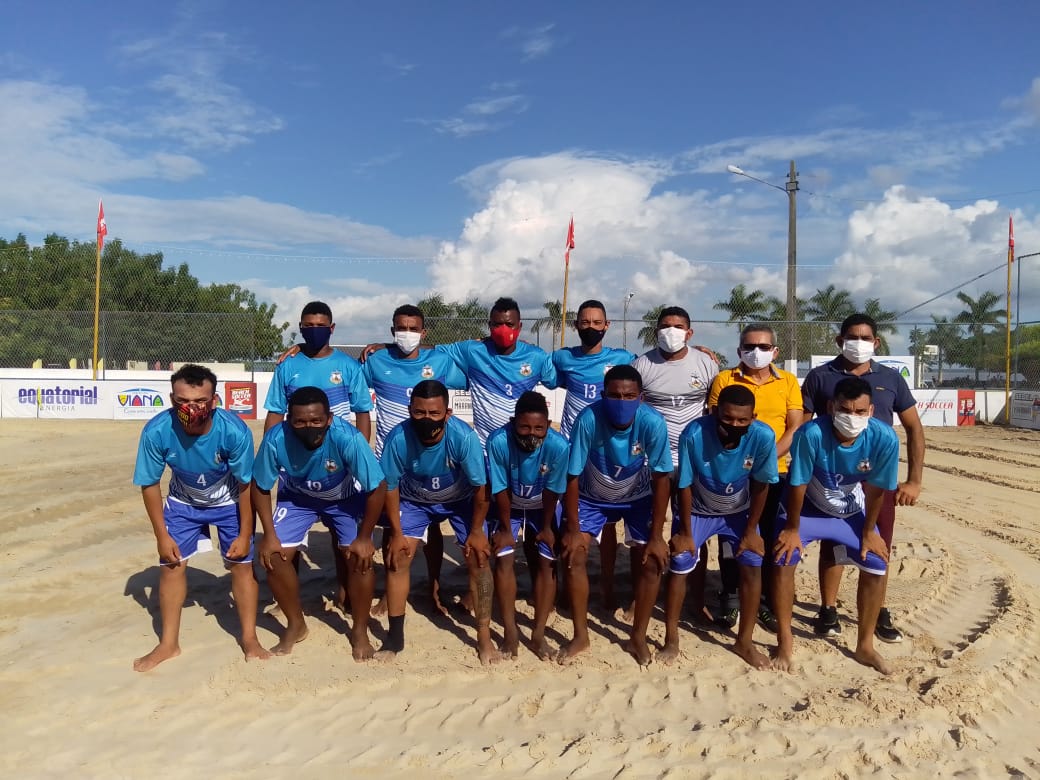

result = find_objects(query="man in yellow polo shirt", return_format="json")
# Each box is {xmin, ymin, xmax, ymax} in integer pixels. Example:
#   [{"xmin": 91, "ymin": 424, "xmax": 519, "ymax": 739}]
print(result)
[{"xmin": 707, "ymin": 323, "xmax": 801, "ymax": 632}]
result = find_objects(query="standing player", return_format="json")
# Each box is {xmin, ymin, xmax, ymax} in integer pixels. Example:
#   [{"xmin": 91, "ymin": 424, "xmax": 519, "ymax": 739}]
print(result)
[
  {"xmin": 708, "ymin": 324, "xmax": 802, "ymax": 631},
  {"xmin": 252, "ymin": 387, "xmax": 387, "ymax": 660},
  {"xmin": 773, "ymin": 377, "xmax": 900, "ymax": 675},
  {"xmin": 660, "ymin": 385, "xmax": 778, "ymax": 669},
  {"xmin": 378, "ymin": 381, "xmax": 499, "ymax": 664},
  {"xmin": 560, "ymin": 365, "xmax": 673, "ymax": 666},
  {"xmin": 486, "ymin": 392, "xmax": 570, "ymax": 660},
  {"xmin": 801, "ymin": 313, "xmax": 924, "ymax": 643},
  {"xmin": 132, "ymin": 364, "xmax": 269, "ymax": 671}
]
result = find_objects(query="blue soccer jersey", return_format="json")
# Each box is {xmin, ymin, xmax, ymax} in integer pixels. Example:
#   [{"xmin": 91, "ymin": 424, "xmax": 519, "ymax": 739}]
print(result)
[
  {"xmin": 133, "ymin": 408, "xmax": 254, "ymax": 508},
  {"xmin": 787, "ymin": 417, "xmax": 900, "ymax": 518},
  {"xmin": 552, "ymin": 346, "xmax": 637, "ymax": 439},
  {"xmin": 567, "ymin": 401, "xmax": 672, "ymax": 503},
  {"xmin": 381, "ymin": 416, "xmax": 487, "ymax": 504},
  {"xmin": 265, "ymin": 350, "xmax": 373, "ymax": 422},
  {"xmin": 436, "ymin": 339, "xmax": 557, "ymax": 445},
  {"xmin": 362, "ymin": 347, "xmax": 468, "ymax": 457},
  {"xmin": 253, "ymin": 417, "xmax": 385, "ymax": 501},
  {"xmin": 486, "ymin": 424, "xmax": 570, "ymax": 510},
  {"xmin": 676, "ymin": 417, "xmax": 779, "ymax": 516}
]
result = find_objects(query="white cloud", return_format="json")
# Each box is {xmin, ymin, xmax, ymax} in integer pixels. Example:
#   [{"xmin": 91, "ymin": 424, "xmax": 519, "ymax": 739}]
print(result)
[
  {"xmin": 415, "ymin": 91, "xmax": 530, "ymax": 138},
  {"xmin": 504, "ymin": 24, "xmax": 558, "ymax": 61}
]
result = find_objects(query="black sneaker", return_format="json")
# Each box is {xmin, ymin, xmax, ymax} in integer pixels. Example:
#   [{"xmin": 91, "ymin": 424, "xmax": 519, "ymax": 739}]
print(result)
[
  {"xmin": 813, "ymin": 605, "xmax": 840, "ymax": 637},
  {"xmin": 713, "ymin": 607, "xmax": 739, "ymax": 629},
  {"xmin": 757, "ymin": 605, "xmax": 779, "ymax": 635},
  {"xmin": 874, "ymin": 608, "xmax": 904, "ymax": 643}
]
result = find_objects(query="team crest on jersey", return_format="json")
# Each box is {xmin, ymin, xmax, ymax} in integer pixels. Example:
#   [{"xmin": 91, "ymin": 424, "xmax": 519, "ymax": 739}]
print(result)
[
  {"xmin": 330, "ymin": 370, "xmax": 343, "ymax": 385},
  {"xmin": 856, "ymin": 459, "xmax": 872, "ymax": 473},
  {"xmin": 421, "ymin": 364, "xmax": 435, "ymax": 379},
  {"xmin": 213, "ymin": 450, "xmax": 226, "ymax": 466},
  {"xmin": 742, "ymin": 456, "xmax": 755, "ymax": 470},
  {"xmin": 519, "ymin": 362, "xmax": 532, "ymax": 377},
  {"xmin": 325, "ymin": 459, "xmax": 339, "ymax": 473},
  {"xmin": 631, "ymin": 442, "xmax": 643, "ymax": 456},
  {"xmin": 689, "ymin": 373, "xmax": 706, "ymax": 390},
  {"xmin": 539, "ymin": 463, "xmax": 550, "ymax": 475}
]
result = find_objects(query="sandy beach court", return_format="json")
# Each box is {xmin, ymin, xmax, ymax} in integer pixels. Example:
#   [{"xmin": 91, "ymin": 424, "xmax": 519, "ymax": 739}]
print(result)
[{"xmin": 1, "ymin": 419, "xmax": 1039, "ymax": 778}]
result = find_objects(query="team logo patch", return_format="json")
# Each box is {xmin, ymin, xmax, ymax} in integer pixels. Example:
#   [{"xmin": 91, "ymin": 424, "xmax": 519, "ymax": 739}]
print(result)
[
  {"xmin": 742, "ymin": 456, "xmax": 755, "ymax": 470},
  {"xmin": 519, "ymin": 362, "xmax": 532, "ymax": 377},
  {"xmin": 421, "ymin": 364, "xmax": 435, "ymax": 379},
  {"xmin": 689, "ymin": 373, "xmax": 705, "ymax": 390},
  {"xmin": 213, "ymin": 451, "xmax": 225, "ymax": 466},
  {"xmin": 539, "ymin": 464, "xmax": 550, "ymax": 475},
  {"xmin": 325, "ymin": 459, "xmax": 339, "ymax": 473},
  {"xmin": 631, "ymin": 442, "xmax": 643, "ymax": 456},
  {"xmin": 330, "ymin": 370, "xmax": 343, "ymax": 385},
  {"xmin": 857, "ymin": 459, "xmax": 872, "ymax": 473}
]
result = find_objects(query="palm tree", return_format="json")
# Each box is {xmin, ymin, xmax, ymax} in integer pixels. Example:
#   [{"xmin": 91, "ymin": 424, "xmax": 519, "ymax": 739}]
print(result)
[
  {"xmin": 637, "ymin": 305, "xmax": 665, "ymax": 348},
  {"xmin": 925, "ymin": 315, "xmax": 963, "ymax": 384},
  {"xmin": 530, "ymin": 300, "xmax": 575, "ymax": 348},
  {"xmin": 712, "ymin": 284, "xmax": 768, "ymax": 329},
  {"xmin": 954, "ymin": 290, "xmax": 1006, "ymax": 384},
  {"xmin": 862, "ymin": 297, "xmax": 898, "ymax": 355},
  {"xmin": 804, "ymin": 285, "xmax": 856, "ymax": 324}
]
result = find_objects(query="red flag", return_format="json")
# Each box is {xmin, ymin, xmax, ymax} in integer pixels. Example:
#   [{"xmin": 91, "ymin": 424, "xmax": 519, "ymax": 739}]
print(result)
[
  {"xmin": 97, "ymin": 200, "xmax": 108, "ymax": 251},
  {"xmin": 564, "ymin": 217, "xmax": 574, "ymax": 265}
]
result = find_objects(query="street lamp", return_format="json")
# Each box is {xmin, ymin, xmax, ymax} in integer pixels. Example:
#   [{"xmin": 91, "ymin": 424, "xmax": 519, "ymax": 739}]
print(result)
[
  {"xmin": 622, "ymin": 291, "xmax": 636, "ymax": 350},
  {"xmin": 726, "ymin": 161, "xmax": 799, "ymax": 369}
]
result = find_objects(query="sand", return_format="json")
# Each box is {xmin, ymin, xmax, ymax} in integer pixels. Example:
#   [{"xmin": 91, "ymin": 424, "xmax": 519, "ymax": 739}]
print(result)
[{"xmin": 1, "ymin": 419, "xmax": 1039, "ymax": 778}]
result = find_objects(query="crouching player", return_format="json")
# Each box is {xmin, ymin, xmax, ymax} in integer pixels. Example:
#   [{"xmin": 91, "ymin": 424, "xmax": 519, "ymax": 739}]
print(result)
[
  {"xmin": 378, "ymin": 380, "xmax": 499, "ymax": 664},
  {"xmin": 252, "ymin": 386, "xmax": 387, "ymax": 660},
  {"xmin": 132, "ymin": 364, "xmax": 269, "ymax": 671},
  {"xmin": 660, "ymin": 385, "xmax": 778, "ymax": 669},
  {"xmin": 486, "ymin": 391, "xmax": 570, "ymax": 660},
  {"xmin": 773, "ymin": 377, "xmax": 899, "ymax": 675}
]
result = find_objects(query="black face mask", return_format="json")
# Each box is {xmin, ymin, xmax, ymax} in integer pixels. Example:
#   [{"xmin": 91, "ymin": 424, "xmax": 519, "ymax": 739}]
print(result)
[
  {"xmin": 410, "ymin": 416, "xmax": 444, "ymax": 441},
  {"xmin": 717, "ymin": 420, "xmax": 750, "ymax": 447},
  {"xmin": 513, "ymin": 431, "xmax": 544, "ymax": 453},
  {"xmin": 576, "ymin": 327, "xmax": 606, "ymax": 348},
  {"xmin": 293, "ymin": 425, "xmax": 327, "ymax": 450}
]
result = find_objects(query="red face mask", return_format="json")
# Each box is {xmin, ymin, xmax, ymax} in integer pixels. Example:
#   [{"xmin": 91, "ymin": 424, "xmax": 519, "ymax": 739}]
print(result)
[
  {"xmin": 490, "ymin": 324, "xmax": 520, "ymax": 349},
  {"xmin": 176, "ymin": 402, "xmax": 212, "ymax": 429}
]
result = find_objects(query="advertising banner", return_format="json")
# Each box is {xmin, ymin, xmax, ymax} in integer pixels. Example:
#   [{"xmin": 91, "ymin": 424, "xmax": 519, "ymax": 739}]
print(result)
[
  {"xmin": 1010, "ymin": 390, "xmax": 1040, "ymax": 431},
  {"xmin": 222, "ymin": 382, "xmax": 257, "ymax": 420},
  {"xmin": 957, "ymin": 389, "xmax": 976, "ymax": 427},
  {"xmin": 0, "ymin": 381, "xmax": 111, "ymax": 419},
  {"xmin": 112, "ymin": 383, "xmax": 169, "ymax": 420},
  {"xmin": 910, "ymin": 389, "xmax": 958, "ymax": 426}
]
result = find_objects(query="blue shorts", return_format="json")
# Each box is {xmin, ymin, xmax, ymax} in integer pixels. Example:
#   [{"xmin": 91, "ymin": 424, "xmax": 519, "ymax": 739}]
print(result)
[
  {"xmin": 577, "ymin": 495, "xmax": 653, "ymax": 546},
  {"xmin": 399, "ymin": 499, "xmax": 486, "ymax": 545},
  {"xmin": 774, "ymin": 504, "xmax": 887, "ymax": 575},
  {"xmin": 490, "ymin": 504, "xmax": 563, "ymax": 560},
  {"xmin": 669, "ymin": 511, "xmax": 761, "ymax": 575},
  {"xmin": 273, "ymin": 492, "xmax": 366, "ymax": 548},
  {"xmin": 163, "ymin": 498, "xmax": 252, "ymax": 563}
]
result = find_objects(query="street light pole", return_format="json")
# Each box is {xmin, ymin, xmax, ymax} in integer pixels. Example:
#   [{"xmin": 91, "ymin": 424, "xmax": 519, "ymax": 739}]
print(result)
[
  {"xmin": 623, "ymin": 291, "xmax": 635, "ymax": 350},
  {"xmin": 726, "ymin": 160, "xmax": 799, "ymax": 369}
]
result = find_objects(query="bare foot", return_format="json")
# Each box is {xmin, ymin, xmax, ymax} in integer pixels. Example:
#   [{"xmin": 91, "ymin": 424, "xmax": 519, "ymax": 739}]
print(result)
[
  {"xmin": 373, "ymin": 648, "xmax": 399, "ymax": 662},
  {"xmin": 557, "ymin": 636, "xmax": 590, "ymax": 665},
  {"xmin": 621, "ymin": 600, "xmax": 636, "ymax": 624},
  {"xmin": 478, "ymin": 640, "xmax": 506, "ymax": 666},
  {"xmin": 499, "ymin": 634, "xmax": 519, "ymax": 659},
  {"xmin": 133, "ymin": 643, "xmax": 181, "ymax": 672},
  {"xmin": 529, "ymin": 635, "xmax": 554, "ymax": 661},
  {"xmin": 624, "ymin": 636, "xmax": 652, "ymax": 667},
  {"xmin": 431, "ymin": 582, "xmax": 449, "ymax": 617},
  {"xmin": 657, "ymin": 641, "xmax": 681, "ymax": 666},
  {"xmin": 351, "ymin": 634, "xmax": 375, "ymax": 662},
  {"xmin": 688, "ymin": 604, "xmax": 716, "ymax": 627},
  {"xmin": 241, "ymin": 637, "xmax": 272, "ymax": 662},
  {"xmin": 771, "ymin": 646, "xmax": 797, "ymax": 673},
  {"xmin": 854, "ymin": 646, "xmax": 892, "ymax": 675},
  {"xmin": 270, "ymin": 624, "xmax": 309, "ymax": 655},
  {"xmin": 733, "ymin": 642, "xmax": 772, "ymax": 670},
  {"xmin": 371, "ymin": 595, "xmax": 388, "ymax": 617}
]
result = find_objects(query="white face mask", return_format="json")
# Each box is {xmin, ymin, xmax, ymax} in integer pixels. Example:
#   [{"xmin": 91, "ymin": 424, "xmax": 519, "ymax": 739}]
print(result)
[
  {"xmin": 841, "ymin": 338, "xmax": 875, "ymax": 364},
  {"xmin": 739, "ymin": 347, "xmax": 775, "ymax": 370},
  {"xmin": 833, "ymin": 411, "xmax": 870, "ymax": 439},
  {"xmin": 657, "ymin": 327, "xmax": 688, "ymax": 354},
  {"xmin": 393, "ymin": 330, "xmax": 422, "ymax": 354}
]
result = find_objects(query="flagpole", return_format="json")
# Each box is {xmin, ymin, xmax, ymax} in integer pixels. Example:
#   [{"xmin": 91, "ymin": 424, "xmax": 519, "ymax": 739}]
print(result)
[
  {"xmin": 560, "ymin": 216, "xmax": 574, "ymax": 349},
  {"xmin": 1004, "ymin": 215, "xmax": 1013, "ymax": 423},
  {"xmin": 92, "ymin": 200, "xmax": 105, "ymax": 381}
]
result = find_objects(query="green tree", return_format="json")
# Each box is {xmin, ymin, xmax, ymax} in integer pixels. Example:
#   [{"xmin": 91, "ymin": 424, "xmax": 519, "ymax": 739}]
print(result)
[
  {"xmin": 637, "ymin": 305, "xmax": 665, "ymax": 348},
  {"xmin": 954, "ymin": 290, "xmax": 1006, "ymax": 384},
  {"xmin": 712, "ymin": 284, "xmax": 769, "ymax": 329},
  {"xmin": 924, "ymin": 316, "xmax": 965, "ymax": 385},
  {"xmin": 531, "ymin": 300, "xmax": 576, "ymax": 348},
  {"xmin": 417, "ymin": 294, "xmax": 486, "ymax": 345}
]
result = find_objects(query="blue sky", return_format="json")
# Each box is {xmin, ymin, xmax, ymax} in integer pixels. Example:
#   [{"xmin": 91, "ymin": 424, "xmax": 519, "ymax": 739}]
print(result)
[{"xmin": 3, "ymin": 0, "xmax": 1040, "ymax": 350}]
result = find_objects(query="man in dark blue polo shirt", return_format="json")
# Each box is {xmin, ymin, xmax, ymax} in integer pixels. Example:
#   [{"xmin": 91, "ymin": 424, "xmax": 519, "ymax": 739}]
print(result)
[{"xmin": 800, "ymin": 313, "xmax": 925, "ymax": 643}]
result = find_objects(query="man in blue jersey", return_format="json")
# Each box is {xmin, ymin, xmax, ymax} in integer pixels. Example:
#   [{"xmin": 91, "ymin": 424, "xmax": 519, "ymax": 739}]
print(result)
[
  {"xmin": 560, "ymin": 364, "xmax": 673, "ymax": 666},
  {"xmin": 486, "ymin": 391, "xmax": 570, "ymax": 660},
  {"xmin": 553, "ymin": 299, "xmax": 637, "ymax": 610},
  {"xmin": 252, "ymin": 387, "xmax": 387, "ymax": 660},
  {"xmin": 132, "ymin": 364, "xmax": 269, "ymax": 671},
  {"xmin": 378, "ymin": 380, "xmax": 499, "ymax": 664},
  {"xmin": 659, "ymin": 385, "xmax": 778, "ymax": 669},
  {"xmin": 265, "ymin": 301, "xmax": 375, "ymax": 611},
  {"xmin": 773, "ymin": 377, "xmax": 900, "ymax": 675}
]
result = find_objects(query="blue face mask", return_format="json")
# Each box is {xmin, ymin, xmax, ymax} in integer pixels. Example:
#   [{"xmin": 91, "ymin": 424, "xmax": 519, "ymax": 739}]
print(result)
[
  {"xmin": 603, "ymin": 397, "xmax": 640, "ymax": 428},
  {"xmin": 300, "ymin": 326, "xmax": 332, "ymax": 352}
]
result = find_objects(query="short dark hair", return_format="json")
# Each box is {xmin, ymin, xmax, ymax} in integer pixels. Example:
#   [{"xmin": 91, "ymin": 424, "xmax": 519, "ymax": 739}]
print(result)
[
  {"xmin": 839, "ymin": 313, "xmax": 877, "ymax": 338},
  {"xmin": 740, "ymin": 323, "xmax": 776, "ymax": 342},
  {"xmin": 833, "ymin": 376, "xmax": 872, "ymax": 403},
  {"xmin": 411, "ymin": 379, "xmax": 449, "ymax": 404},
  {"xmin": 605, "ymin": 363, "xmax": 643, "ymax": 391},
  {"xmin": 301, "ymin": 301, "xmax": 333, "ymax": 321},
  {"xmin": 491, "ymin": 297, "xmax": 521, "ymax": 318},
  {"xmin": 393, "ymin": 304, "xmax": 425, "ymax": 326},
  {"xmin": 170, "ymin": 363, "xmax": 217, "ymax": 393},
  {"xmin": 657, "ymin": 306, "xmax": 691, "ymax": 328},
  {"xmin": 514, "ymin": 391, "xmax": 548, "ymax": 417},
  {"xmin": 288, "ymin": 386, "xmax": 330, "ymax": 413},
  {"xmin": 577, "ymin": 299, "xmax": 607, "ymax": 318},
  {"xmin": 717, "ymin": 384, "xmax": 756, "ymax": 410}
]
